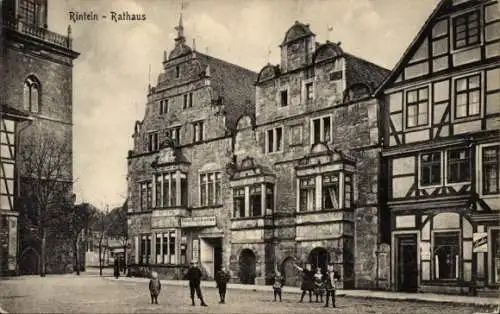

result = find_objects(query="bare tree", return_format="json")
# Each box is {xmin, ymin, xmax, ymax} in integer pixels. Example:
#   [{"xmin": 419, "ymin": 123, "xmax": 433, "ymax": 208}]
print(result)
[
  {"xmin": 19, "ymin": 132, "xmax": 73, "ymax": 277},
  {"xmin": 107, "ymin": 202, "xmax": 128, "ymax": 274}
]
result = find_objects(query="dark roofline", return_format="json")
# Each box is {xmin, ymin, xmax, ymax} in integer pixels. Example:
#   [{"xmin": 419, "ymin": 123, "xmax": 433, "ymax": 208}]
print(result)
[
  {"xmin": 374, "ymin": 0, "xmax": 447, "ymax": 96},
  {"xmin": 196, "ymin": 52, "xmax": 258, "ymax": 76},
  {"xmin": 344, "ymin": 52, "xmax": 391, "ymax": 74}
]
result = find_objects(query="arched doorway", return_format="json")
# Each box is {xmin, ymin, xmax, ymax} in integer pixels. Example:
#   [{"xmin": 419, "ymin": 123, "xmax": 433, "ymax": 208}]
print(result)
[
  {"xmin": 282, "ymin": 257, "xmax": 299, "ymax": 287},
  {"xmin": 308, "ymin": 247, "xmax": 329, "ymax": 272},
  {"xmin": 239, "ymin": 249, "xmax": 256, "ymax": 284},
  {"xmin": 20, "ymin": 247, "xmax": 40, "ymax": 275}
]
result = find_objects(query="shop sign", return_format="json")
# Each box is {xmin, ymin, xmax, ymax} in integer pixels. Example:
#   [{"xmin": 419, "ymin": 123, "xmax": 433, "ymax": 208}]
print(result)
[
  {"xmin": 181, "ymin": 216, "xmax": 216, "ymax": 228},
  {"xmin": 473, "ymin": 232, "xmax": 488, "ymax": 253}
]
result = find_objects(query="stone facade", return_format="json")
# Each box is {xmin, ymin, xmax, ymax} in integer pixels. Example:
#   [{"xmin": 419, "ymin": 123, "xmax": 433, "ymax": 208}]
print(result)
[
  {"xmin": 0, "ymin": 0, "xmax": 79, "ymax": 275},
  {"xmin": 127, "ymin": 18, "xmax": 392, "ymax": 289}
]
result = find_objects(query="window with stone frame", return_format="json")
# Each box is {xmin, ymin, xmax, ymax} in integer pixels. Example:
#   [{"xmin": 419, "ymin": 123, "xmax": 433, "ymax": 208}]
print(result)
[
  {"xmin": 23, "ymin": 77, "xmax": 40, "ymax": 113},
  {"xmin": 406, "ymin": 87, "xmax": 428, "ymax": 128},
  {"xmin": 162, "ymin": 233, "xmax": 168, "ymax": 264},
  {"xmin": 155, "ymin": 175, "xmax": 162, "ymax": 207},
  {"xmin": 447, "ymin": 149, "xmax": 470, "ymax": 184},
  {"xmin": 200, "ymin": 172, "xmax": 221, "ymax": 206},
  {"xmin": 433, "ymin": 232, "xmax": 460, "ymax": 280},
  {"xmin": 169, "ymin": 231, "xmax": 176, "ymax": 264},
  {"xmin": 344, "ymin": 175, "xmax": 352, "ymax": 208},
  {"xmin": 250, "ymin": 184, "xmax": 262, "ymax": 217},
  {"xmin": 453, "ymin": 10, "xmax": 480, "ymax": 50},
  {"xmin": 139, "ymin": 181, "xmax": 152, "ymax": 210},
  {"xmin": 299, "ymin": 177, "xmax": 315, "ymax": 212},
  {"xmin": 183, "ymin": 94, "xmax": 188, "ymax": 109},
  {"xmin": 159, "ymin": 99, "xmax": 169, "ymax": 114},
  {"xmin": 193, "ymin": 121, "xmax": 204, "ymax": 143},
  {"xmin": 305, "ymin": 82, "xmax": 314, "ymax": 102},
  {"xmin": 311, "ymin": 116, "xmax": 331, "ymax": 144},
  {"xmin": 420, "ymin": 152, "xmax": 441, "ymax": 186},
  {"xmin": 322, "ymin": 173, "xmax": 340, "ymax": 210},
  {"xmin": 266, "ymin": 183, "xmax": 274, "ymax": 214},
  {"xmin": 155, "ymin": 234, "xmax": 161, "ymax": 263},
  {"xmin": 483, "ymin": 145, "xmax": 500, "ymax": 195},
  {"xmin": 140, "ymin": 235, "xmax": 152, "ymax": 264},
  {"xmin": 289, "ymin": 124, "xmax": 303, "ymax": 146},
  {"xmin": 147, "ymin": 132, "xmax": 159, "ymax": 152},
  {"xmin": 176, "ymin": 65, "xmax": 180, "ymax": 78},
  {"xmin": 157, "ymin": 172, "xmax": 187, "ymax": 207},
  {"xmin": 19, "ymin": 0, "xmax": 39, "ymax": 25},
  {"xmin": 280, "ymin": 90, "xmax": 289, "ymax": 107},
  {"xmin": 169, "ymin": 127, "xmax": 181, "ymax": 146},
  {"xmin": 233, "ymin": 187, "xmax": 245, "ymax": 218},
  {"xmin": 266, "ymin": 127, "xmax": 283, "ymax": 153},
  {"xmin": 455, "ymin": 74, "xmax": 480, "ymax": 119}
]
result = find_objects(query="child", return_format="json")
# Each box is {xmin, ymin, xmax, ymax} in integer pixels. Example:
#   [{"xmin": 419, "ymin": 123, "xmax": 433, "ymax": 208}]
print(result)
[
  {"xmin": 272, "ymin": 271, "xmax": 285, "ymax": 302},
  {"xmin": 149, "ymin": 271, "xmax": 161, "ymax": 304},
  {"xmin": 323, "ymin": 264, "xmax": 340, "ymax": 308},
  {"xmin": 313, "ymin": 267, "xmax": 324, "ymax": 303}
]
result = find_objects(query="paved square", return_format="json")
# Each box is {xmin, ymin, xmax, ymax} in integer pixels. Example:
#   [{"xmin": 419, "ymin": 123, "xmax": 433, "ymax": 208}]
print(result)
[{"xmin": 0, "ymin": 275, "xmax": 494, "ymax": 313}]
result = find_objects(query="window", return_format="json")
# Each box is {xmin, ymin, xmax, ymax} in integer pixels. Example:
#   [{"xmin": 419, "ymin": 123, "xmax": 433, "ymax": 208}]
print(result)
[
  {"xmin": 183, "ymin": 94, "xmax": 188, "ymax": 109},
  {"xmin": 266, "ymin": 127, "xmax": 283, "ymax": 153},
  {"xmin": 155, "ymin": 232, "xmax": 177, "ymax": 264},
  {"xmin": 447, "ymin": 149, "xmax": 470, "ymax": 183},
  {"xmin": 23, "ymin": 77, "xmax": 40, "ymax": 113},
  {"xmin": 455, "ymin": 75, "xmax": 480, "ymax": 118},
  {"xmin": 290, "ymin": 125, "xmax": 303, "ymax": 146},
  {"xmin": 162, "ymin": 233, "xmax": 168, "ymax": 264},
  {"xmin": 189, "ymin": 93, "xmax": 193, "ymax": 107},
  {"xmin": 493, "ymin": 230, "xmax": 500, "ymax": 284},
  {"xmin": 169, "ymin": 127, "xmax": 181, "ymax": 146},
  {"xmin": 299, "ymin": 177, "xmax": 315, "ymax": 212},
  {"xmin": 162, "ymin": 173, "xmax": 171, "ymax": 207},
  {"xmin": 169, "ymin": 231, "xmax": 176, "ymax": 264},
  {"xmin": 280, "ymin": 90, "xmax": 288, "ymax": 107},
  {"xmin": 200, "ymin": 172, "xmax": 221, "ymax": 206},
  {"xmin": 266, "ymin": 183, "xmax": 274, "ymax": 214},
  {"xmin": 181, "ymin": 177, "xmax": 188, "ymax": 207},
  {"xmin": 155, "ymin": 234, "xmax": 161, "ymax": 263},
  {"xmin": 19, "ymin": 0, "xmax": 38, "ymax": 25},
  {"xmin": 147, "ymin": 132, "xmax": 159, "ymax": 152},
  {"xmin": 453, "ymin": 11, "xmax": 480, "ymax": 50},
  {"xmin": 250, "ymin": 185, "xmax": 262, "ymax": 217},
  {"xmin": 406, "ymin": 87, "xmax": 428, "ymax": 128},
  {"xmin": 311, "ymin": 116, "xmax": 331, "ymax": 144},
  {"xmin": 329, "ymin": 71, "xmax": 342, "ymax": 81},
  {"xmin": 233, "ymin": 188, "xmax": 245, "ymax": 218},
  {"xmin": 155, "ymin": 175, "xmax": 162, "ymax": 207},
  {"xmin": 306, "ymin": 82, "xmax": 314, "ymax": 102},
  {"xmin": 420, "ymin": 152, "xmax": 441, "ymax": 186},
  {"xmin": 139, "ymin": 181, "xmax": 152, "ymax": 210},
  {"xmin": 483, "ymin": 146, "xmax": 499, "ymax": 195},
  {"xmin": 193, "ymin": 121, "xmax": 204, "ymax": 143},
  {"xmin": 176, "ymin": 65, "xmax": 180, "ymax": 78},
  {"xmin": 159, "ymin": 99, "xmax": 169, "ymax": 114},
  {"xmin": 344, "ymin": 175, "xmax": 352, "ymax": 208},
  {"xmin": 322, "ymin": 173, "xmax": 339, "ymax": 210},
  {"xmin": 433, "ymin": 232, "xmax": 459, "ymax": 280},
  {"xmin": 154, "ymin": 172, "xmax": 187, "ymax": 207},
  {"xmin": 140, "ymin": 235, "xmax": 152, "ymax": 264}
]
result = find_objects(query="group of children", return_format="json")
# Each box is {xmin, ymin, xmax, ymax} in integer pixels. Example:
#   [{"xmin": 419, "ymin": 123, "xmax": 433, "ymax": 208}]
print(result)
[{"xmin": 272, "ymin": 262, "xmax": 339, "ymax": 308}]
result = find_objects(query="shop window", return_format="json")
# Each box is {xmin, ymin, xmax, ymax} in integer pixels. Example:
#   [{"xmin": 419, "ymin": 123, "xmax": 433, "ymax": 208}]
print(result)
[
  {"xmin": 433, "ymin": 232, "xmax": 459, "ymax": 280},
  {"xmin": 233, "ymin": 188, "xmax": 245, "ymax": 218},
  {"xmin": 250, "ymin": 184, "xmax": 262, "ymax": 217},
  {"xmin": 299, "ymin": 177, "xmax": 315, "ymax": 212},
  {"xmin": 420, "ymin": 152, "xmax": 441, "ymax": 186},
  {"xmin": 322, "ymin": 173, "xmax": 339, "ymax": 210},
  {"xmin": 483, "ymin": 146, "xmax": 499, "ymax": 195},
  {"xmin": 447, "ymin": 149, "xmax": 470, "ymax": 183}
]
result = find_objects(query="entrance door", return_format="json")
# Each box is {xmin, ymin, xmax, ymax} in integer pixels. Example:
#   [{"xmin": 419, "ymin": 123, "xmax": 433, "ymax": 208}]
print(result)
[
  {"xmin": 309, "ymin": 247, "xmax": 329, "ymax": 271},
  {"xmin": 214, "ymin": 245, "xmax": 223, "ymax": 272},
  {"xmin": 239, "ymin": 249, "xmax": 256, "ymax": 284},
  {"xmin": 20, "ymin": 247, "xmax": 40, "ymax": 275},
  {"xmin": 396, "ymin": 234, "xmax": 418, "ymax": 292}
]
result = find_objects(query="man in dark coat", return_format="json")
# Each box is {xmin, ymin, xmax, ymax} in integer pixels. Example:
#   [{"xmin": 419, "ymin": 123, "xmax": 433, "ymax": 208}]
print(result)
[
  {"xmin": 186, "ymin": 260, "xmax": 208, "ymax": 307},
  {"xmin": 293, "ymin": 263, "xmax": 314, "ymax": 303},
  {"xmin": 214, "ymin": 266, "xmax": 230, "ymax": 304},
  {"xmin": 114, "ymin": 259, "xmax": 120, "ymax": 279}
]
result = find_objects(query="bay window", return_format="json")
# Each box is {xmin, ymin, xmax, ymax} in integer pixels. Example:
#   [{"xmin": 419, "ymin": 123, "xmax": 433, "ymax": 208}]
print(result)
[
  {"xmin": 420, "ymin": 152, "xmax": 441, "ymax": 186},
  {"xmin": 447, "ymin": 149, "xmax": 470, "ymax": 183},
  {"xmin": 433, "ymin": 232, "xmax": 459, "ymax": 280},
  {"xmin": 200, "ymin": 172, "xmax": 222, "ymax": 206},
  {"xmin": 232, "ymin": 183, "xmax": 275, "ymax": 218},
  {"xmin": 299, "ymin": 177, "xmax": 315, "ymax": 212},
  {"xmin": 483, "ymin": 146, "xmax": 499, "ymax": 195},
  {"xmin": 153, "ymin": 172, "xmax": 187, "ymax": 208}
]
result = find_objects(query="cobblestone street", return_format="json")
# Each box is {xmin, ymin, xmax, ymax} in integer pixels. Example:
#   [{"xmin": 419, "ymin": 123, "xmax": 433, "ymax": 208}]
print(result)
[{"xmin": 0, "ymin": 274, "xmax": 495, "ymax": 314}]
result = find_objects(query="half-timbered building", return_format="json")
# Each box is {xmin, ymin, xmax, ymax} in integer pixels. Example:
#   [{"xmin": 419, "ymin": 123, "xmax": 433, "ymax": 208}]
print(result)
[{"xmin": 377, "ymin": 0, "xmax": 500, "ymax": 294}]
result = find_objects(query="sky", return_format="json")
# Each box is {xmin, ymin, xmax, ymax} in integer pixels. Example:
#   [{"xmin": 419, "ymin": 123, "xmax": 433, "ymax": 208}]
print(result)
[{"xmin": 46, "ymin": 0, "xmax": 440, "ymax": 210}]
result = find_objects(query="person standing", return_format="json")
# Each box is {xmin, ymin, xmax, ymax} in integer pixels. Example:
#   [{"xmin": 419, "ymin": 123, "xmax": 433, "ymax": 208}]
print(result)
[
  {"xmin": 148, "ymin": 271, "xmax": 161, "ymax": 305},
  {"xmin": 214, "ymin": 266, "xmax": 230, "ymax": 304},
  {"xmin": 114, "ymin": 259, "xmax": 120, "ymax": 279},
  {"xmin": 293, "ymin": 263, "xmax": 314, "ymax": 303},
  {"xmin": 272, "ymin": 270, "xmax": 285, "ymax": 302},
  {"xmin": 185, "ymin": 260, "xmax": 208, "ymax": 307},
  {"xmin": 313, "ymin": 267, "xmax": 324, "ymax": 303},
  {"xmin": 324, "ymin": 263, "xmax": 340, "ymax": 308}
]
